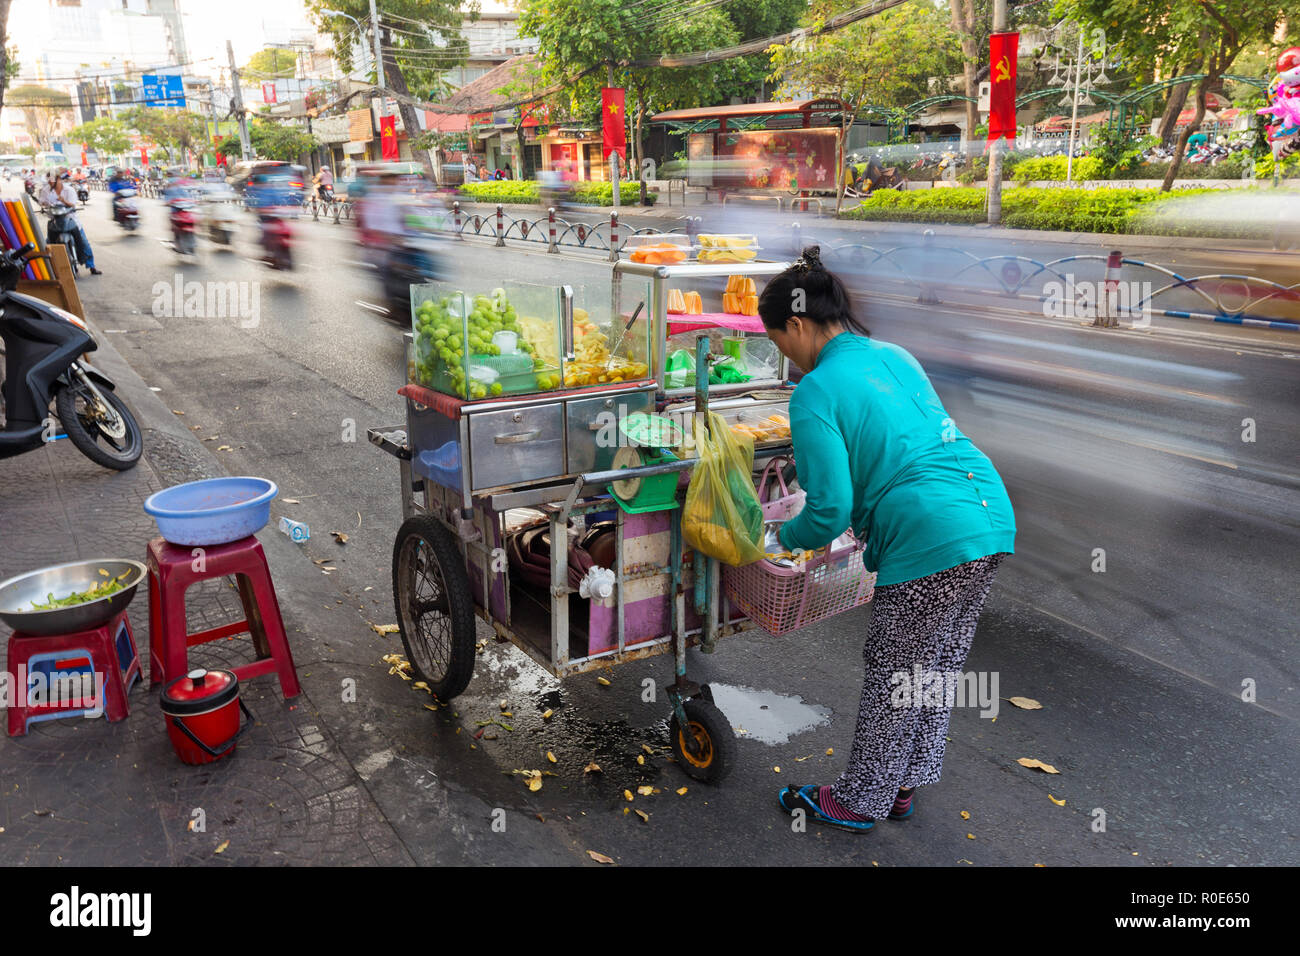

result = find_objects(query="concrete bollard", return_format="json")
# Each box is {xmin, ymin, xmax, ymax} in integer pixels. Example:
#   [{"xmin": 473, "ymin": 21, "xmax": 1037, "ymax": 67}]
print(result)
[
  {"xmin": 609, "ymin": 211, "xmax": 619, "ymax": 262},
  {"xmin": 1097, "ymin": 249, "xmax": 1122, "ymax": 328},
  {"xmin": 452, "ymin": 201, "xmax": 463, "ymax": 240},
  {"xmin": 496, "ymin": 203, "xmax": 505, "ymax": 247}
]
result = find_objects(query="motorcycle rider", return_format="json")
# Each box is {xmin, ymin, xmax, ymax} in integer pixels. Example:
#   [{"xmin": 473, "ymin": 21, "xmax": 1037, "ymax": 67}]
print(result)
[
  {"xmin": 37, "ymin": 168, "xmax": 101, "ymax": 275},
  {"xmin": 314, "ymin": 164, "xmax": 335, "ymax": 201}
]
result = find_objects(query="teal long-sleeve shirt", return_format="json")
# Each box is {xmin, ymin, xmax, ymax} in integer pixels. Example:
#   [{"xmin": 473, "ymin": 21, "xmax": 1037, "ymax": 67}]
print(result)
[{"xmin": 777, "ymin": 332, "xmax": 1015, "ymax": 587}]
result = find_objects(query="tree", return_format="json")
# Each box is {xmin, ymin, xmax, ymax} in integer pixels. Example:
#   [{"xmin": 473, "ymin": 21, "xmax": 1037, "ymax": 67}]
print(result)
[
  {"xmin": 242, "ymin": 47, "xmax": 299, "ymax": 79},
  {"xmin": 7, "ymin": 84, "xmax": 73, "ymax": 149},
  {"xmin": 712, "ymin": 0, "xmax": 807, "ymax": 103},
  {"xmin": 1068, "ymin": 0, "xmax": 1300, "ymax": 191},
  {"xmin": 0, "ymin": 0, "xmax": 15, "ymax": 114},
  {"xmin": 305, "ymin": 0, "xmax": 472, "ymax": 181},
  {"xmin": 517, "ymin": 0, "xmax": 738, "ymax": 179},
  {"xmin": 767, "ymin": 0, "xmax": 960, "ymax": 212},
  {"xmin": 67, "ymin": 117, "xmax": 131, "ymax": 157},
  {"xmin": 120, "ymin": 106, "xmax": 208, "ymax": 163},
  {"xmin": 217, "ymin": 117, "xmax": 318, "ymax": 162}
]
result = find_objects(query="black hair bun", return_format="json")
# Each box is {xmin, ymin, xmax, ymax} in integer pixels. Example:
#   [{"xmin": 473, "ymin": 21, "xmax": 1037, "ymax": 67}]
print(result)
[{"xmin": 802, "ymin": 245, "xmax": 822, "ymax": 268}]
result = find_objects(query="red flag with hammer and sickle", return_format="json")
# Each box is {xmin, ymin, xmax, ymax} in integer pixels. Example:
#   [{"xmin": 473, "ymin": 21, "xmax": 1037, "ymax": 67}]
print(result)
[
  {"xmin": 380, "ymin": 115, "xmax": 399, "ymax": 160},
  {"xmin": 988, "ymin": 32, "xmax": 1019, "ymax": 143}
]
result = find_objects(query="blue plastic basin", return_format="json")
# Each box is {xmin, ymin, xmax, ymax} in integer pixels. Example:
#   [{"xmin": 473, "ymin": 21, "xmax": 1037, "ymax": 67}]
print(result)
[{"xmin": 143, "ymin": 477, "xmax": 278, "ymax": 547}]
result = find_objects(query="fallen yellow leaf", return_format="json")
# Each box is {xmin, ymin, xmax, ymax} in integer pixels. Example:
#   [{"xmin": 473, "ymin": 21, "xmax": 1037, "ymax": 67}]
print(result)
[
  {"xmin": 527, "ymin": 777, "xmax": 542, "ymax": 792},
  {"xmin": 1017, "ymin": 758, "xmax": 1061, "ymax": 774},
  {"xmin": 826, "ymin": 748, "xmax": 834, "ymax": 756},
  {"xmin": 960, "ymin": 810, "xmax": 971, "ymax": 820},
  {"xmin": 676, "ymin": 787, "xmax": 688, "ymax": 796},
  {"xmin": 1008, "ymin": 696, "xmax": 1043, "ymax": 710},
  {"xmin": 587, "ymin": 850, "xmax": 614, "ymax": 865},
  {"xmin": 423, "ymin": 704, "xmax": 439, "ymax": 712},
  {"xmin": 623, "ymin": 807, "xmax": 630, "ymax": 815},
  {"xmin": 542, "ymin": 709, "xmax": 554, "ymax": 720},
  {"xmin": 214, "ymin": 840, "xmax": 229, "ymax": 854},
  {"xmin": 634, "ymin": 809, "xmax": 649, "ymax": 823},
  {"xmin": 636, "ymin": 785, "xmax": 653, "ymax": 796},
  {"xmin": 1048, "ymin": 794, "xmax": 1066, "ymax": 806},
  {"xmin": 547, "ymin": 751, "xmax": 557, "ymax": 764},
  {"xmin": 624, "ymin": 790, "xmax": 634, "ymax": 802},
  {"xmin": 583, "ymin": 762, "xmax": 601, "ymax": 774},
  {"xmin": 596, "ymin": 677, "xmax": 611, "ymax": 686},
  {"xmin": 636, "ymin": 755, "xmax": 645, "ymax": 765},
  {"xmin": 958, "ymin": 859, "xmax": 973, "ymax": 865},
  {"xmin": 773, "ymin": 766, "xmax": 781, "ymax": 773},
  {"xmin": 641, "ymin": 744, "xmax": 654, "ymax": 755},
  {"xmin": 967, "ymin": 833, "xmax": 976, "ymax": 840}
]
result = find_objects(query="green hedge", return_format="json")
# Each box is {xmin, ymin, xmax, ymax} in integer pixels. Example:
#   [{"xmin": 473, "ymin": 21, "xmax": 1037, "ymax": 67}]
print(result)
[
  {"xmin": 457, "ymin": 180, "xmax": 657, "ymax": 206},
  {"xmin": 1010, "ymin": 155, "xmax": 1105, "ymax": 184},
  {"xmin": 842, "ymin": 185, "xmax": 1298, "ymax": 238},
  {"xmin": 459, "ymin": 181, "xmax": 539, "ymax": 204}
]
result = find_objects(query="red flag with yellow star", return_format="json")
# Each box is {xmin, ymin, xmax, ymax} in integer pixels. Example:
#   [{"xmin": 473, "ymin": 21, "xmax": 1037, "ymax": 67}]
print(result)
[
  {"xmin": 988, "ymin": 32, "xmax": 1019, "ymax": 143},
  {"xmin": 602, "ymin": 88, "xmax": 626, "ymax": 161}
]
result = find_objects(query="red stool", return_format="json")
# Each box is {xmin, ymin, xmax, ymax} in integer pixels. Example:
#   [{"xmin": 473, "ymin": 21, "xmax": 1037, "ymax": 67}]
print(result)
[
  {"xmin": 6, "ymin": 610, "xmax": 139, "ymax": 736},
  {"xmin": 146, "ymin": 536, "xmax": 300, "ymax": 699}
]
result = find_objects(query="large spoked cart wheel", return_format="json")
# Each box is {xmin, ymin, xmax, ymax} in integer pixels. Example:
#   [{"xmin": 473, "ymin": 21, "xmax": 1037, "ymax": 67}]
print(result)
[
  {"xmin": 392, "ymin": 514, "xmax": 477, "ymax": 701},
  {"xmin": 669, "ymin": 691, "xmax": 733, "ymax": 784}
]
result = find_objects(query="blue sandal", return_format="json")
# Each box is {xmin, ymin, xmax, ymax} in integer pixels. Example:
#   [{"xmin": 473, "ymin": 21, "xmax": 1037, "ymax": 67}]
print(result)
[{"xmin": 777, "ymin": 784, "xmax": 876, "ymax": 832}]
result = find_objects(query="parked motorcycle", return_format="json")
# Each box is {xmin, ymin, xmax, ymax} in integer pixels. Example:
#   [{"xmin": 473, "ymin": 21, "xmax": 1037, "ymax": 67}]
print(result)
[
  {"xmin": 112, "ymin": 188, "xmax": 140, "ymax": 231},
  {"xmin": 0, "ymin": 243, "xmax": 143, "ymax": 470}
]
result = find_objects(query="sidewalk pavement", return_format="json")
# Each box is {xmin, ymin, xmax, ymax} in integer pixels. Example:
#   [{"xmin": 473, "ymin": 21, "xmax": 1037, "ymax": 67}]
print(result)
[{"xmin": 0, "ymin": 331, "xmax": 420, "ymax": 865}]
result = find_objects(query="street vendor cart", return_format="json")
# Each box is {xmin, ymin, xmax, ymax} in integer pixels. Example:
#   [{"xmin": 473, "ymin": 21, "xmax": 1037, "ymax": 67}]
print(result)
[{"xmin": 370, "ymin": 234, "xmax": 868, "ymax": 782}]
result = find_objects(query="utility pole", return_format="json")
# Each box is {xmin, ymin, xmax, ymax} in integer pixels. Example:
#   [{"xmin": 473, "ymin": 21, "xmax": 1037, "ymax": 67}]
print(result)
[
  {"xmin": 370, "ymin": 0, "xmax": 384, "ymax": 103},
  {"xmin": 608, "ymin": 60, "xmax": 619, "ymax": 211},
  {"xmin": 1066, "ymin": 29, "xmax": 1083, "ymax": 184},
  {"xmin": 986, "ymin": 0, "xmax": 1007, "ymax": 225},
  {"xmin": 228, "ymin": 40, "xmax": 252, "ymax": 160}
]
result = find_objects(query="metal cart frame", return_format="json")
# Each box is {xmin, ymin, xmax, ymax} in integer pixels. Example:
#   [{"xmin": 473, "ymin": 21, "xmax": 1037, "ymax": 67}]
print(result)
[{"xmin": 372, "ymin": 259, "xmax": 796, "ymax": 782}]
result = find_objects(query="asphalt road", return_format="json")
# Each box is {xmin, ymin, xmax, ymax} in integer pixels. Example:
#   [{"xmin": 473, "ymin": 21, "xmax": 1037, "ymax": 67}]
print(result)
[{"xmin": 23, "ymin": 188, "xmax": 1297, "ymax": 865}]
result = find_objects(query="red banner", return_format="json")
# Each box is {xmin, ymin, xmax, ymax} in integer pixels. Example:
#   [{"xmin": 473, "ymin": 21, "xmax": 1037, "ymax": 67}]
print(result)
[
  {"xmin": 601, "ymin": 87, "xmax": 625, "ymax": 161},
  {"xmin": 988, "ymin": 32, "xmax": 1019, "ymax": 143},
  {"xmin": 140, "ymin": 146, "xmax": 149, "ymax": 166},
  {"xmin": 380, "ymin": 115, "xmax": 399, "ymax": 160}
]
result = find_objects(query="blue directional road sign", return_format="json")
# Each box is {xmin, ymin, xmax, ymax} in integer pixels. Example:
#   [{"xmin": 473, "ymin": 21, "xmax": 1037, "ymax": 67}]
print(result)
[{"xmin": 142, "ymin": 74, "xmax": 186, "ymax": 108}]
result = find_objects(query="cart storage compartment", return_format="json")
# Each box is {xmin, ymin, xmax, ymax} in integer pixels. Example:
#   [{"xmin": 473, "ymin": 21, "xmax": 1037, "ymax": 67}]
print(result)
[
  {"xmin": 469, "ymin": 404, "xmax": 564, "ymax": 489},
  {"xmin": 564, "ymin": 390, "xmax": 653, "ymax": 475}
]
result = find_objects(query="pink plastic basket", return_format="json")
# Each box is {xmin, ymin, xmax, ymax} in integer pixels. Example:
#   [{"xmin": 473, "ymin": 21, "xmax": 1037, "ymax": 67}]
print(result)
[{"xmin": 723, "ymin": 457, "xmax": 875, "ymax": 636}]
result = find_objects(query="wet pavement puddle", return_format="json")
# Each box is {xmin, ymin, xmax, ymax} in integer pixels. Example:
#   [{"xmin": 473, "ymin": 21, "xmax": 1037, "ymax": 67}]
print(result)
[{"xmin": 706, "ymin": 683, "xmax": 831, "ymax": 744}]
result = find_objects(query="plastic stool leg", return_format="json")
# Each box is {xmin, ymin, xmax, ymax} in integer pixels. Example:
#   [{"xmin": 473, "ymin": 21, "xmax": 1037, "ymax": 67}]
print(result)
[{"xmin": 245, "ymin": 567, "xmax": 300, "ymax": 699}]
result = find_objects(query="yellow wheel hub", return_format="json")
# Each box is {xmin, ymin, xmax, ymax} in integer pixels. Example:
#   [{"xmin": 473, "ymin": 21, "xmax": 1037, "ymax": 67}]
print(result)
[{"xmin": 678, "ymin": 721, "xmax": 714, "ymax": 768}]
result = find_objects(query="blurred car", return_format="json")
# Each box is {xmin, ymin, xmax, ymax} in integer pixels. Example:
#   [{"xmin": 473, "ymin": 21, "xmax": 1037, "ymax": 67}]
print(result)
[{"xmin": 226, "ymin": 160, "xmax": 306, "ymax": 196}]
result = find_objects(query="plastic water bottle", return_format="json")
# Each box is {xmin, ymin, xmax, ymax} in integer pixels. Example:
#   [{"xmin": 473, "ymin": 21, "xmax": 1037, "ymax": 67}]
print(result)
[{"xmin": 278, "ymin": 517, "xmax": 309, "ymax": 543}]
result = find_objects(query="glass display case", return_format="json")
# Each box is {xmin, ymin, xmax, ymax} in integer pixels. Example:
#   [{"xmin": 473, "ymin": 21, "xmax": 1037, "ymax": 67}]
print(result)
[
  {"xmin": 612, "ymin": 258, "xmax": 792, "ymax": 397},
  {"xmin": 411, "ymin": 278, "xmax": 654, "ymax": 401},
  {"xmin": 411, "ymin": 279, "xmax": 564, "ymax": 401},
  {"xmin": 563, "ymin": 276, "xmax": 653, "ymax": 388}
]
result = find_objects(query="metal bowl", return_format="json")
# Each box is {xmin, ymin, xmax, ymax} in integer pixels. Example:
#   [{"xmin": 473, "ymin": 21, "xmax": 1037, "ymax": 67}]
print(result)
[{"xmin": 0, "ymin": 559, "xmax": 146, "ymax": 636}]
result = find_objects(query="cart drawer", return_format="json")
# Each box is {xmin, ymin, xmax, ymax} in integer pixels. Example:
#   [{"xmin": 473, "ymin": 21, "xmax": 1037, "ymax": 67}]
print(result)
[
  {"xmin": 565, "ymin": 390, "xmax": 653, "ymax": 475},
  {"xmin": 469, "ymin": 403, "xmax": 565, "ymax": 489}
]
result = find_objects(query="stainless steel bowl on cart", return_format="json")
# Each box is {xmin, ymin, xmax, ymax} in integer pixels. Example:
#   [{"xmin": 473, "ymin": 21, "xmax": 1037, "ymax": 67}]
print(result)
[{"xmin": 370, "ymin": 249, "xmax": 816, "ymax": 782}]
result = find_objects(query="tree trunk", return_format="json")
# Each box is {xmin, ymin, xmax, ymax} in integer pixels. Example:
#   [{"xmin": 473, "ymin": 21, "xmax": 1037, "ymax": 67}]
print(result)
[
  {"xmin": 950, "ymin": 0, "xmax": 980, "ymax": 144},
  {"xmin": 1161, "ymin": 77, "xmax": 1211, "ymax": 191},
  {"xmin": 1157, "ymin": 79, "xmax": 1192, "ymax": 145},
  {"xmin": 379, "ymin": 28, "xmax": 436, "ymax": 183},
  {"xmin": 0, "ymin": 0, "xmax": 12, "ymax": 115}
]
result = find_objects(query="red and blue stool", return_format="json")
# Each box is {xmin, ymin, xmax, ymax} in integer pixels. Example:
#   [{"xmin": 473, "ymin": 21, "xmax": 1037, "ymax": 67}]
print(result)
[
  {"xmin": 145, "ymin": 536, "xmax": 300, "ymax": 699},
  {"xmin": 6, "ymin": 610, "xmax": 140, "ymax": 736}
]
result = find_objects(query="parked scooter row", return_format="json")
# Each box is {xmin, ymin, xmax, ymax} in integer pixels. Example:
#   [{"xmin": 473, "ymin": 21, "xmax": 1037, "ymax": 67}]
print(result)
[{"xmin": 0, "ymin": 242, "xmax": 143, "ymax": 470}]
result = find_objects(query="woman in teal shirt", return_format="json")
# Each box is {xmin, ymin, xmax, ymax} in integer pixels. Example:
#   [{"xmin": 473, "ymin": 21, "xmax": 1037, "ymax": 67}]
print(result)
[{"xmin": 766, "ymin": 246, "xmax": 1015, "ymax": 832}]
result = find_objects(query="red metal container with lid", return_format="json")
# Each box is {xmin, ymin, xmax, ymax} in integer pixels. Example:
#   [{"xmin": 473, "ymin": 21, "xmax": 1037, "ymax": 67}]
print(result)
[{"xmin": 160, "ymin": 668, "xmax": 251, "ymax": 765}]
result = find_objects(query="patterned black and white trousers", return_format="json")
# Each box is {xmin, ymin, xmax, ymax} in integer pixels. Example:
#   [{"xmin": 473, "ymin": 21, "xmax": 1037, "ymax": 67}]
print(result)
[{"xmin": 830, "ymin": 552, "xmax": 1008, "ymax": 819}]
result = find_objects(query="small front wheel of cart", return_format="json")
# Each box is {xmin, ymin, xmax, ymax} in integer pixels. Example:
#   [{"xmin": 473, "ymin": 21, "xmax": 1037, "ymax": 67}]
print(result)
[
  {"xmin": 392, "ymin": 514, "xmax": 476, "ymax": 701},
  {"xmin": 670, "ymin": 697, "xmax": 733, "ymax": 784}
]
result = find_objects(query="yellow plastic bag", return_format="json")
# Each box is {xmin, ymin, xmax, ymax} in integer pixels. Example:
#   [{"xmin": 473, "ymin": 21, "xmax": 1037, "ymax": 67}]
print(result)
[{"xmin": 682, "ymin": 412, "xmax": 766, "ymax": 567}]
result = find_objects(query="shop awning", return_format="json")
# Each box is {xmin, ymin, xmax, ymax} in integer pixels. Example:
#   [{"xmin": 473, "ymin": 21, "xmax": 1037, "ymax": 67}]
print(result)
[{"xmin": 424, "ymin": 111, "xmax": 471, "ymax": 133}]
